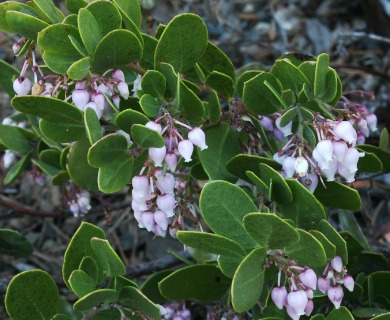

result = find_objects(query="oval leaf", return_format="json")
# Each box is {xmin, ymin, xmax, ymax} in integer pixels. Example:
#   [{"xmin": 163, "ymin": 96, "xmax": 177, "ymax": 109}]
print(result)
[
  {"xmin": 119, "ymin": 286, "xmax": 160, "ymax": 320},
  {"xmin": 88, "ymin": 133, "xmax": 128, "ymax": 168},
  {"xmin": 131, "ymin": 124, "xmax": 165, "ymax": 148},
  {"xmin": 98, "ymin": 153, "xmax": 133, "ymax": 193},
  {"xmin": 73, "ymin": 289, "xmax": 116, "ymax": 311},
  {"xmin": 0, "ymin": 229, "xmax": 33, "ymax": 257}
]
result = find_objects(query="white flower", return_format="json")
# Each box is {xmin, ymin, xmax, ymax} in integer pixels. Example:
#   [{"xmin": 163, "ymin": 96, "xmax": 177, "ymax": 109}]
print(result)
[
  {"xmin": 13, "ymin": 77, "xmax": 32, "ymax": 95},
  {"xmin": 178, "ymin": 140, "xmax": 194, "ymax": 162},
  {"xmin": 188, "ymin": 127, "xmax": 208, "ymax": 150}
]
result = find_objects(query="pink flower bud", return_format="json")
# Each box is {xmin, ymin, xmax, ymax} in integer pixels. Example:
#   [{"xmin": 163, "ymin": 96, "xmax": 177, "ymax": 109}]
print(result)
[
  {"xmin": 299, "ymin": 268, "xmax": 317, "ymax": 290},
  {"xmin": 131, "ymin": 198, "xmax": 148, "ymax": 212},
  {"xmin": 318, "ymin": 276, "xmax": 330, "ymax": 294},
  {"xmin": 287, "ymin": 290, "xmax": 308, "ymax": 315},
  {"xmin": 154, "ymin": 224, "xmax": 167, "ymax": 237},
  {"xmin": 357, "ymin": 118, "xmax": 367, "ymax": 130},
  {"xmin": 305, "ymin": 288, "xmax": 313, "ymax": 299},
  {"xmin": 188, "ymin": 127, "xmax": 208, "ymax": 150},
  {"xmin": 156, "ymin": 194, "xmax": 176, "ymax": 217},
  {"xmin": 366, "ymin": 114, "xmax": 377, "ymax": 131},
  {"xmin": 112, "ymin": 68, "xmax": 125, "ymax": 82},
  {"xmin": 282, "ymin": 156, "xmax": 296, "ymax": 178},
  {"xmin": 331, "ymin": 256, "xmax": 343, "ymax": 273},
  {"xmin": 72, "ymin": 89, "xmax": 90, "ymax": 111},
  {"xmin": 157, "ymin": 304, "xmax": 168, "ymax": 316},
  {"xmin": 304, "ymin": 299, "xmax": 314, "ymax": 316},
  {"xmin": 343, "ymin": 275, "xmax": 354, "ymax": 292},
  {"xmin": 327, "ymin": 285, "xmax": 344, "ymax": 309},
  {"xmin": 271, "ymin": 286, "xmax": 288, "ymax": 310},
  {"xmin": 178, "ymin": 140, "xmax": 194, "ymax": 162},
  {"xmin": 259, "ymin": 116, "xmax": 274, "ymax": 132},
  {"xmin": 342, "ymin": 147, "xmax": 364, "ymax": 173},
  {"xmin": 294, "ymin": 156, "xmax": 309, "ymax": 177},
  {"xmin": 275, "ymin": 117, "xmax": 293, "ymax": 137},
  {"xmin": 301, "ymin": 172, "xmax": 318, "ymax": 193},
  {"xmin": 97, "ymin": 83, "xmax": 111, "ymax": 96},
  {"xmin": 91, "ymin": 92, "xmax": 106, "ymax": 110},
  {"xmin": 179, "ymin": 309, "xmax": 191, "ymax": 320},
  {"xmin": 327, "ymin": 269, "xmax": 334, "ymax": 279},
  {"xmin": 334, "ymin": 121, "xmax": 357, "ymax": 145},
  {"xmin": 116, "ymin": 81, "xmax": 129, "ymax": 99},
  {"xmin": 165, "ymin": 152, "xmax": 178, "ymax": 172},
  {"xmin": 286, "ymin": 304, "xmax": 300, "ymax": 320},
  {"xmin": 154, "ymin": 210, "xmax": 168, "ymax": 230},
  {"xmin": 332, "ymin": 141, "xmax": 348, "ymax": 162},
  {"xmin": 85, "ymin": 102, "xmax": 103, "ymax": 119},
  {"xmin": 112, "ymin": 95, "xmax": 120, "ymax": 107},
  {"xmin": 13, "ymin": 76, "xmax": 32, "ymax": 95},
  {"xmin": 169, "ymin": 227, "xmax": 177, "ymax": 238},
  {"xmin": 145, "ymin": 121, "xmax": 162, "ymax": 133},
  {"xmin": 149, "ymin": 146, "xmax": 167, "ymax": 167},
  {"xmin": 156, "ymin": 172, "xmax": 175, "ymax": 194},
  {"xmin": 132, "ymin": 175, "xmax": 150, "ymax": 197},
  {"xmin": 141, "ymin": 211, "xmax": 155, "ymax": 231},
  {"xmin": 316, "ymin": 140, "xmax": 334, "ymax": 162},
  {"xmin": 75, "ymin": 81, "xmax": 87, "ymax": 90},
  {"xmin": 273, "ymin": 128, "xmax": 285, "ymax": 141},
  {"xmin": 69, "ymin": 201, "xmax": 80, "ymax": 216}
]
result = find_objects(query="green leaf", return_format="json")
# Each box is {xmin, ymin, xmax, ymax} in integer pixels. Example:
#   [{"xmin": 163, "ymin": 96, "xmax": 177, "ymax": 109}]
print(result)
[
  {"xmin": 84, "ymin": 107, "xmax": 103, "ymax": 145},
  {"xmin": 371, "ymin": 312, "xmax": 390, "ymax": 319},
  {"xmin": 86, "ymin": 0, "xmax": 122, "ymax": 38},
  {"xmin": 73, "ymin": 289, "xmax": 116, "ymax": 311},
  {"xmin": 0, "ymin": 59, "xmax": 19, "ymax": 96},
  {"xmin": 78, "ymin": 8, "xmax": 100, "ymax": 55},
  {"xmin": 5, "ymin": 11, "xmax": 49, "ymax": 40},
  {"xmin": 246, "ymin": 171, "xmax": 269, "ymax": 194},
  {"xmin": 243, "ymin": 72, "xmax": 284, "ymax": 115},
  {"xmin": 357, "ymin": 144, "xmax": 390, "ymax": 171},
  {"xmin": 356, "ymin": 146, "xmax": 383, "ymax": 173},
  {"xmin": 32, "ymin": 158, "xmax": 61, "ymax": 176},
  {"xmin": 67, "ymin": 138, "xmax": 99, "ymax": 191},
  {"xmin": 92, "ymin": 29, "xmax": 142, "ymax": 74},
  {"xmin": 208, "ymin": 90, "xmax": 221, "ymax": 123},
  {"xmin": 39, "ymin": 119, "xmax": 85, "ymax": 143},
  {"xmin": 158, "ymin": 265, "xmax": 231, "ymax": 301},
  {"xmin": 66, "ymin": 0, "xmax": 88, "ymax": 13},
  {"xmin": 90, "ymin": 237, "xmax": 126, "ymax": 277},
  {"xmin": 63, "ymin": 13, "xmax": 78, "ymax": 27},
  {"xmin": 115, "ymin": 109, "xmax": 149, "ymax": 134},
  {"xmin": 79, "ymin": 256, "xmax": 99, "ymax": 284},
  {"xmin": 338, "ymin": 210, "xmax": 371, "ymax": 251},
  {"xmin": 140, "ymin": 33, "xmax": 158, "ymax": 70},
  {"xmin": 352, "ymin": 308, "xmax": 390, "ymax": 319},
  {"xmin": 319, "ymin": 68, "xmax": 338, "ymax": 102},
  {"xmin": 33, "ymin": 0, "xmax": 59, "ymax": 23},
  {"xmin": 379, "ymin": 128, "xmax": 389, "ymax": 151},
  {"xmin": 0, "ymin": 124, "xmax": 32, "ymax": 153},
  {"xmin": 178, "ymin": 78, "xmax": 205, "ymax": 124},
  {"xmin": 4, "ymin": 153, "xmax": 31, "ymax": 185},
  {"xmin": 325, "ymin": 307, "xmax": 354, "ymax": 320},
  {"xmin": 141, "ymin": 70, "xmax": 166, "ymax": 100},
  {"xmin": 131, "ymin": 124, "xmax": 165, "ymax": 148},
  {"xmin": 51, "ymin": 171, "xmax": 70, "ymax": 185},
  {"xmin": 285, "ymin": 229, "xmax": 327, "ymax": 266},
  {"xmin": 139, "ymin": 94, "xmax": 161, "ymax": 118},
  {"xmin": 0, "ymin": 229, "xmax": 33, "ymax": 257},
  {"xmin": 317, "ymin": 219, "xmax": 348, "ymax": 264},
  {"xmin": 314, "ymin": 180, "xmax": 362, "ymax": 210},
  {"xmin": 198, "ymin": 124, "xmax": 240, "ymax": 182},
  {"xmin": 0, "ymin": 2, "xmax": 40, "ymax": 33},
  {"xmin": 314, "ymin": 53, "xmax": 329, "ymax": 97},
  {"xmin": 88, "ymin": 134, "xmax": 128, "ymax": 168},
  {"xmin": 231, "ymin": 248, "xmax": 267, "ymax": 312},
  {"xmin": 236, "ymin": 71, "xmax": 262, "ymax": 98},
  {"xmin": 177, "ymin": 231, "xmax": 247, "ymax": 257},
  {"xmin": 243, "ymin": 213, "xmax": 300, "ymax": 249},
  {"xmin": 140, "ymin": 270, "xmax": 173, "ymax": 304},
  {"xmin": 113, "ymin": 0, "xmax": 142, "ymax": 29},
  {"xmin": 279, "ymin": 107, "xmax": 298, "ymax": 127},
  {"xmin": 271, "ymin": 59, "xmax": 309, "ymax": 93},
  {"xmin": 199, "ymin": 181, "xmax": 258, "ymax": 249},
  {"xmin": 155, "ymin": 13, "xmax": 208, "ymax": 72},
  {"xmin": 98, "ymin": 153, "xmax": 133, "ymax": 193},
  {"xmin": 108, "ymin": 276, "xmax": 138, "ymax": 295},
  {"xmin": 278, "ymin": 179, "xmax": 326, "ymax": 230},
  {"xmin": 310, "ymin": 230, "xmax": 336, "ymax": 260},
  {"xmin": 205, "ymin": 71, "xmax": 235, "ymax": 99},
  {"xmin": 62, "ymin": 222, "xmax": 106, "ymax": 288},
  {"xmin": 119, "ymin": 287, "xmax": 161, "ymax": 320},
  {"xmin": 218, "ymin": 255, "xmax": 243, "ymax": 278},
  {"xmin": 5, "ymin": 270, "xmax": 59, "ymax": 320},
  {"xmin": 39, "ymin": 149, "xmax": 61, "ymax": 167},
  {"xmin": 68, "ymin": 270, "xmax": 96, "ymax": 298}
]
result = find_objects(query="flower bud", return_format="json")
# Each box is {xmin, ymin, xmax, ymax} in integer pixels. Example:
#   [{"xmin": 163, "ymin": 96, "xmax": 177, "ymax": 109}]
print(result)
[
  {"xmin": 12, "ymin": 42, "xmax": 21, "ymax": 55},
  {"xmin": 343, "ymin": 275, "xmax": 354, "ymax": 292},
  {"xmin": 275, "ymin": 117, "xmax": 293, "ymax": 137},
  {"xmin": 318, "ymin": 276, "xmax": 330, "ymax": 294},
  {"xmin": 131, "ymin": 198, "xmax": 148, "ymax": 212},
  {"xmin": 141, "ymin": 211, "xmax": 155, "ymax": 231},
  {"xmin": 85, "ymin": 102, "xmax": 103, "ymax": 119},
  {"xmin": 294, "ymin": 156, "xmax": 309, "ymax": 177},
  {"xmin": 179, "ymin": 309, "xmax": 191, "ymax": 320},
  {"xmin": 75, "ymin": 81, "xmax": 87, "ymax": 90},
  {"xmin": 343, "ymin": 147, "xmax": 364, "ymax": 173},
  {"xmin": 116, "ymin": 81, "xmax": 129, "ymax": 99},
  {"xmin": 327, "ymin": 285, "xmax": 344, "ymax": 309},
  {"xmin": 273, "ymin": 128, "xmax": 285, "ymax": 141},
  {"xmin": 112, "ymin": 68, "xmax": 125, "ymax": 82},
  {"xmin": 366, "ymin": 113, "xmax": 377, "ymax": 131},
  {"xmin": 132, "ymin": 74, "xmax": 143, "ymax": 95},
  {"xmin": 157, "ymin": 304, "xmax": 168, "ymax": 316},
  {"xmin": 356, "ymin": 133, "xmax": 365, "ymax": 145},
  {"xmin": 282, "ymin": 156, "xmax": 296, "ymax": 178},
  {"xmin": 304, "ymin": 299, "xmax": 314, "ymax": 316},
  {"xmin": 72, "ymin": 89, "xmax": 90, "ymax": 111},
  {"xmin": 286, "ymin": 305, "xmax": 300, "ymax": 320},
  {"xmin": 259, "ymin": 116, "xmax": 274, "ymax": 132},
  {"xmin": 178, "ymin": 140, "xmax": 194, "ymax": 162},
  {"xmin": 332, "ymin": 141, "xmax": 348, "ymax": 162},
  {"xmin": 156, "ymin": 172, "xmax": 175, "ymax": 195},
  {"xmin": 273, "ymin": 152, "xmax": 286, "ymax": 164},
  {"xmin": 305, "ymin": 288, "xmax": 313, "ymax": 299},
  {"xmin": 132, "ymin": 175, "xmax": 150, "ymax": 197},
  {"xmin": 156, "ymin": 193, "xmax": 176, "ymax": 217},
  {"xmin": 334, "ymin": 121, "xmax": 357, "ymax": 145},
  {"xmin": 13, "ymin": 76, "xmax": 32, "ymax": 95},
  {"xmin": 169, "ymin": 227, "xmax": 177, "ymax": 238},
  {"xmin": 112, "ymin": 94, "xmax": 120, "ymax": 107},
  {"xmin": 331, "ymin": 256, "xmax": 343, "ymax": 273},
  {"xmin": 154, "ymin": 210, "xmax": 168, "ymax": 230},
  {"xmin": 3, "ymin": 150, "xmax": 16, "ymax": 169},
  {"xmin": 302, "ymin": 172, "xmax": 318, "ymax": 193},
  {"xmin": 91, "ymin": 92, "xmax": 106, "ymax": 110},
  {"xmin": 188, "ymin": 127, "xmax": 208, "ymax": 150},
  {"xmin": 165, "ymin": 152, "xmax": 178, "ymax": 172},
  {"xmin": 149, "ymin": 146, "xmax": 167, "ymax": 167},
  {"xmin": 97, "ymin": 83, "xmax": 111, "ymax": 96},
  {"xmin": 299, "ymin": 268, "xmax": 317, "ymax": 290},
  {"xmin": 287, "ymin": 290, "xmax": 308, "ymax": 315},
  {"xmin": 316, "ymin": 140, "xmax": 334, "ymax": 162},
  {"xmin": 271, "ymin": 286, "xmax": 288, "ymax": 310},
  {"xmin": 145, "ymin": 121, "xmax": 162, "ymax": 133},
  {"xmin": 321, "ymin": 158, "xmax": 338, "ymax": 181}
]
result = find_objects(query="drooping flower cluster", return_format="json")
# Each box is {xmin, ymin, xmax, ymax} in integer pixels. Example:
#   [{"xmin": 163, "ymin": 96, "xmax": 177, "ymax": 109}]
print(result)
[
  {"xmin": 68, "ymin": 190, "xmax": 92, "ymax": 217},
  {"xmin": 159, "ymin": 302, "xmax": 191, "ymax": 320}
]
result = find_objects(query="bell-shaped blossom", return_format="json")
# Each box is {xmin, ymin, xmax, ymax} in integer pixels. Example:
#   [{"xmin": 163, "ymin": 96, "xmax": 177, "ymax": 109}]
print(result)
[
  {"xmin": 97, "ymin": 83, "xmax": 111, "ymax": 96},
  {"xmin": 366, "ymin": 114, "xmax": 377, "ymax": 131},
  {"xmin": 12, "ymin": 42, "xmax": 21, "ymax": 55},
  {"xmin": 318, "ymin": 276, "xmax": 330, "ymax": 294},
  {"xmin": 145, "ymin": 121, "xmax": 162, "ymax": 133},
  {"xmin": 156, "ymin": 172, "xmax": 175, "ymax": 195},
  {"xmin": 154, "ymin": 225, "xmax": 167, "ymax": 237},
  {"xmin": 313, "ymin": 148, "xmax": 330, "ymax": 170},
  {"xmin": 327, "ymin": 269, "xmax": 334, "ymax": 279},
  {"xmin": 334, "ymin": 121, "xmax": 357, "ymax": 145},
  {"xmin": 77, "ymin": 191, "xmax": 91, "ymax": 213},
  {"xmin": 157, "ymin": 304, "xmax": 168, "ymax": 316},
  {"xmin": 286, "ymin": 305, "xmax": 300, "ymax": 320},
  {"xmin": 132, "ymin": 175, "xmax": 150, "ymax": 197},
  {"xmin": 165, "ymin": 152, "xmax": 178, "ymax": 172},
  {"xmin": 331, "ymin": 256, "xmax": 343, "ymax": 273},
  {"xmin": 299, "ymin": 268, "xmax": 317, "ymax": 290},
  {"xmin": 295, "ymin": 156, "xmax": 309, "ymax": 177},
  {"xmin": 332, "ymin": 141, "xmax": 348, "ymax": 162},
  {"xmin": 85, "ymin": 102, "xmax": 103, "ymax": 119},
  {"xmin": 271, "ymin": 286, "xmax": 288, "ymax": 310},
  {"xmin": 3, "ymin": 150, "xmax": 16, "ymax": 169},
  {"xmin": 283, "ymin": 157, "xmax": 296, "ymax": 178},
  {"xmin": 356, "ymin": 133, "xmax": 365, "ymax": 145},
  {"xmin": 149, "ymin": 146, "xmax": 167, "ymax": 167},
  {"xmin": 112, "ymin": 68, "xmax": 125, "ymax": 82},
  {"xmin": 131, "ymin": 198, "xmax": 148, "ymax": 212},
  {"xmin": 132, "ymin": 74, "xmax": 143, "ymax": 95},
  {"xmin": 302, "ymin": 172, "xmax": 318, "ymax": 193},
  {"xmin": 343, "ymin": 148, "xmax": 364, "ymax": 173},
  {"xmin": 154, "ymin": 210, "xmax": 168, "ymax": 231},
  {"xmin": 343, "ymin": 275, "xmax": 354, "ymax": 292},
  {"xmin": 156, "ymin": 194, "xmax": 176, "ymax": 217},
  {"xmin": 273, "ymin": 152, "xmax": 287, "ymax": 164},
  {"xmin": 273, "ymin": 128, "xmax": 285, "ymax": 141},
  {"xmin": 316, "ymin": 140, "xmax": 334, "ymax": 162},
  {"xmin": 321, "ymin": 158, "xmax": 338, "ymax": 181},
  {"xmin": 327, "ymin": 285, "xmax": 344, "ymax": 309},
  {"xmin": 91, "ymin": 92, "xmax": 106, "ymax": 110},
  {"xmin": 259, "ymin": 116, "xmax": 274, "ymax": 132},
  {"xmin": 287, "ymin": 290, "xmax": 308, "ymax": 315},
  {"xmin": 69, "ymin": 201, "xmax": 80, "ymax": 216},
  {"xmin": 305, "ymin": 288, "xmax": 313, "ymax": 299},
  {"xmin": 178, "ymin": 140, "xmax": 194, "ymax": 162},
  {"xmin": 13, "ymin": 76, "xmax": 32, "ymax": 96},
  {"xmin": 116, "ymin": 81, "xmax": 129, "ymax": 99},
  {"xmin": 112, "ymin": 95, "xmax": 120, "ymax": 108},
  {"xmin": 337, "ymin": 163, "xmax": 356, "ymax": 183},
  {"xmin": 304, "ymin": 299, "xmax": 314, "ymax": 316},
  {"xmin": 141, "ymin": 211, "xmax": 155, "ymax": 232},
  {"xmin": 275, "ymin": 117, "xmax": 293, "ymax": 137},
  {"xmin": 2, "ymin": 117, "xmax": 14, "ymax": 125},
  {"xmin": 188, "ymin": 127, "xmax": 208, "ymax": 150}
]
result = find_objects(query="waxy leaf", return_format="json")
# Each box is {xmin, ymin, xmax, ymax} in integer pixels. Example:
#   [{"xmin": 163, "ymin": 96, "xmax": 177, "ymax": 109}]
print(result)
[
  {"xmin": 73, "ymin": 289, "xmax": 116, "ymax": 311},
  {"xmin": 33, "ymin": 0, "xmax": 59, "ymax": 23},
  {"xmin": 6, "ymin": 11, "xmax": 49, "ymax": 40},
  {"xmin": 310, "ymin": 230, "xmax": 336, "ymax": 260},
  {"xmin": 231, "ymin": 248, "xmax": 267, "ymax": 312},
  {"xmin": 379, "ymin": 128, "xmax": 389, "ymax": 151},
  {"xmin": 317, "ymin": 219, "xmax": 348, "ymax": 264},
  {"xmin": 79, "ymin": 256, "xmax": 99, "ymax": 284},
  {"xmin": 0, "ymin": 229, "xmax": 33, "ymax": 257},
  {"xmin": 270, "ymin": 58, "xmax": 309, "ymax": 93},
  {"xmin": 119, "ymin": 287, "xmax": 160, "ymax": 320},
  {"xmin": 237, "ymin": 70, "xmax": 262, "ymax": 98},
  {"xmin": 198, "ymin": 124, "xmax": 240, "ymax": 182},
  {"xmin": 131, "ymin": 124, "xmax": 165, "ymax": 148},
  {"xmin": 84, "ymin": 107, "xmax": 103, "ymax": 145},
  {"xmin": 67, "ymin": 57, "xmax": 91, "ymax": 80},
  {"xmin": 0, "ymin": 2, "xmax": 40, "ymax": 33},
  {"xmin": 0, "ymin": 59, "xmax": 19, "ymax": 96},
  {"xmin": 141, "ymin": 70, "xmax": 166, "ymax": 100},
  {"xmin": 0, "ymin": 125, "xmax": 32, "ymax": 153},
  {"xmin": 218, "ymin": 255, "xmax": 243, "ymax": 278},
  {"xmin": 66, "ymin": 0, "xmax": 87, "ymax": 13},
  {"xmin": 140, "ymin": 33, "xmax": 158, "ymax": 70},
  {"xmin": 357, "ymin": 147, "xmax": 383, "ymax": 172},
  {"xmin": 113, "ymin": 0, "xmax": 141, "ymax": 28},
  {"xmin": 78, "ymin": 8, "xmax": 100, "ymax": 54},
  {"xmin": 278, "ymin": 179, "xmax": 326, "ymax": 230},
  {"xmin": 243, "ymin": 213, "xmax": 300, "ymax": 248},
  {"xmin": 140, "ymin": 270, "xmax": 173, "ymax": 304},
  {"xmin": 86, "ymin": 0, "xmax": 122, "ymax": 38},
  {"xmin": 339, "ymin": 210, "xmax": 371, "ymax": 252},
  {"xmin": 178, "ymin": 79, "xmax": 205, "ymax": 124},
  {"xmin": 177, "ymin": 231, "xmax": 247, "ymax": 257},
  {"xmin": 4, "ymin": 153, "xmax": 31, "ymax": 185},
  {"xmin": 357, "ymin": 144, "xmax": 390, "ymax": 171},
  {"xmin": 159, "ymin": 62, "xmax": 178, "ymax": 98},
  {"xmin": 98, "ymin": 153, "xmax": 133, "ymax": 193},
  {"xmin": 5, "ymin": 270, "xmax": 59, "ymax": 320},
  {"xmin": 115, "ymin": 109, "xmax": 149, "ymax": 134},
  {"xmin": 325, "ymin": 306, "xmax": 354, "ymax": 320},
  {"xmin": 200, "ymin": 181, "xmax": 258, "ymax": 249},
  {"xmin": 68, "ymin": 270, "xmax": 96, "ymax": 298},
  {"xmin": 205, "ymin": 71, "xmax": 235, "ymax": 98},
  {"xmin": 92, "ymin": 29, "xmax": 142, "ymax": 74},
  {"xmin": 159, "ymin": 265, "xmax": 231, "ymax": 301},
  {"xmin": 140, "ymin": 94, "xmax": 161, "ymax": 118},
  {"xmin": 314, "ymin": 53, "xmax": 329, "ymax": 98},
  {"xmin": 208, "ymin": 90, "xmax": 221, "ymax": 123},
  {"xmin": 39, "ymin": 119, "xmax": 85, "ymax": 143},
  {"xmin": 155, "ymin": 13, "xmax": 208, "ymax": 72}
]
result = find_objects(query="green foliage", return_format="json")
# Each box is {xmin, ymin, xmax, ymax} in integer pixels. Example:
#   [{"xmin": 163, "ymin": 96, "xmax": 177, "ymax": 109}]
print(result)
[{"xmin": 0, "ymin": 229, "xmax": 33, "ymax": 257}]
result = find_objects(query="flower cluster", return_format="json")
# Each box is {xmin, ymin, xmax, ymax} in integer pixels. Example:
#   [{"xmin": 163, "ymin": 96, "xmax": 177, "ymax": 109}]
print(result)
[
  {"xmin": 1, "ymin": 117, "xmax": 27, "ymax": 169},
  {"xmin": 159, "ymin": 302, "xmax": 191, "ymax": 320},
  {"xmin": 67, "ymin": 190, "xmax": 92, "ymax": 217}
]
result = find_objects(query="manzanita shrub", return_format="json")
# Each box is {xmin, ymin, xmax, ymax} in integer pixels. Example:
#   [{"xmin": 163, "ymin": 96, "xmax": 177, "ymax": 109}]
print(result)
[{"xmin": 1, "ymin": 0, "xmax": 390, "ymax": 319}]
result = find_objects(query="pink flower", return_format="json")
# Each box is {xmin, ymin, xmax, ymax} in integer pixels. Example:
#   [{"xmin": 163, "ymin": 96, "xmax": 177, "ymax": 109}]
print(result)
[
  {"xmin": 112, "ymin": 68, "xmax": 125, "ymax": 82},
  {"xmin": 13, "ymin": 76, "xmax": 32, "ymax": 95},
  {"xmin": 165, "ymin": 152, "xmax": 178, "ymax": 172},
  {"xmin": 188, "ymin": 127, "xmax": 208, "ymax": 150},
  {"xmin": 271, "ymin": 286, "xmax": 288, "ymax": 310},
  {"xmin": 331, "ymin": 256, "xmax": 343, "ymax": 273},
  {"xmin": 318, "ymin": 276, "xmax": 330, "ymax": 294},
  {"xmin": 282, "ymin": 157, "xmax": 296, "ymax": 178},
  {"xmin": 327, "ymin": 285, "xmax": 344, "ymax": 309},
  {"xmin": 178, "ymin": 140, "xmax": 194, "ymax": 162},
  {"xmin": 343, "ymin": 275, "xmax": 354, "ymax": 292},
  {"xmin": 299, "ymin": 268, "xmax": 317, "ymax": 290},
  {"xmin": 287, "ymin": 290, "xmax": 308, "ymax": 315},
  {"xmin": 366, "ymin": 114, "xmax": 377, "ymax": 131},
  {"xmin": 149, "ymin": 146, "xmax": 167, "ymax": 167},
  {"xmin": 116, "ymin": 81, "xmax": 129, "ymax": 99},
  {"xmin": 156, "ymin": 194, "xmax": 176, "ymax": 217},
  {"xmin": 334, "ymin": 121, "xmax": 357, "ymax": 145},
  {"xmin": 145, "ymin": 121, "xmax": 162, "ymax": 133}
]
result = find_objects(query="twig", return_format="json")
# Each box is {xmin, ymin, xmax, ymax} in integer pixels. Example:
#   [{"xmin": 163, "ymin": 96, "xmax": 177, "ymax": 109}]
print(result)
[
  {"xmin": 338, "ymin": 31, "xmax": 390, "ymax": 44},
  {"xmin": 331, "ymin": 64, "xmax": 390, "ymax": 82}
]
